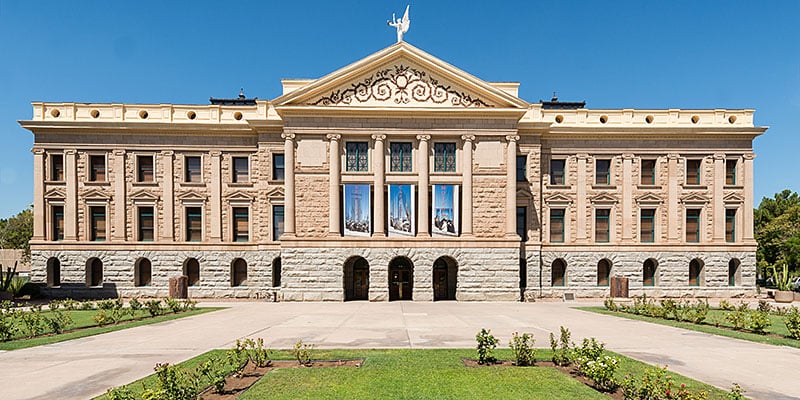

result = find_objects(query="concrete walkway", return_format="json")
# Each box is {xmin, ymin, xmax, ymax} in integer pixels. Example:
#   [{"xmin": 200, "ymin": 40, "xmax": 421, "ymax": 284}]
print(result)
[{"xmin": 1, "ymin": 301, "xmax": 798, "ymax": 400}]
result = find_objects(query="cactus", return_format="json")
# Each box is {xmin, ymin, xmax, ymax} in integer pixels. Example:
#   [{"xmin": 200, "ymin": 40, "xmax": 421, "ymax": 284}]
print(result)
[
  {"xmin": 770, "ymin": 263, "xmax": 792, "ymax": 291},
  {"xmin": 0, "ymin": 262, "xmax": 18, "ymax": 292}
]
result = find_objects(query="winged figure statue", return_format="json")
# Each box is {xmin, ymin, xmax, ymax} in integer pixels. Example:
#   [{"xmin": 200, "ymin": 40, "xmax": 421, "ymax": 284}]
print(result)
[{"xmin": 387, "ymin": 5, "xmax": 410, "ymax": 42}]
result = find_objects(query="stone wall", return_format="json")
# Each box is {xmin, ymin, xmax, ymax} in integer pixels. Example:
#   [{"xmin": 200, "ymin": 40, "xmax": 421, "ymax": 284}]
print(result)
[
  {"xmin": 294, "ymin": 174, "xmax": 330, "ymax": 237},
  {"xmin": 473, "ymin": 176, "xmax": 506, "ymax": 238}
]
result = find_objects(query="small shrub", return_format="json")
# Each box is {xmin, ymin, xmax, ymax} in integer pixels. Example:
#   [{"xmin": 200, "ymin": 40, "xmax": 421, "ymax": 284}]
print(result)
[
  {"xmin": 574, "ymin": 337, "xmax": 605, "ymax": 363},
  {"xmin": 151, "ymin": 362, "xmax": 199, "ymax": 400},
  {"xmin": 747, "ymin": 310, "xmax": 772, "ymax": 334},
  {"xmin": 198, "ymin": 355, "xmax": 228, "ymax": 394},
  {"xmin": 728, "ymin": 383, "xmax": 746, "ymax": 400},
  {"xmin": 45, "ymin": 309, "xmax": 73, "ymax": 334},
  {"xmin": 726, "ymin": 304, "xmax": 749, "ymax": 330},
  {"xmin": 604, "ymin": 297, "xmax": 619, "ymax": 312},
  {"xmin": 784, "ymin": 306, "xmax": 800, "ymax": 339},
  {"xmin": 62, "ymin": 298, "xmax": 79, "ymax": 311},
  {"xmin": 622, "ymin": 365, "xmax": 709, "ymax": 400},
  {"xmin": 97, "ymin": 299, "xmax": 116, "ymax": 310},
  {"xmin": 48, "ymin": 300, "xmax": 63, "ymax": 311},
  {"xmin": 105, "ymin": 386, "xmax": 135, "ymax": 400},
  {"xmin": 718, "ymin": 299, "xmax": 734, "ymax": 311},
  {"xmin": 550, "ymin": 326, "xmax": 573, "ymax": 366},
  {"xmin": 685, "ymin": 300, "xmax": 709, "ymax": 324},
  {"xmin": 0, "ymin": 312, "xmax": 14, "ymax": 341},
  {"xmin": 79, "ymin": 300, "xmax": 96, "ymax": 310},
  {"xmin": 579, "ymin": 355, "xmax": 619, "ymax": 391},
  {"xmin": 293, "ymin": 340, "xmax": 315, "ymax": 366},
  {"xmin": 165, "ymin": 297, "xmax": 182, "ymax": 313},
  {"xmin": 19, "ymin": 305, "xmax": 45, "ymax": 338},
  {"xmin": 475, "ymin": 328, "xmax": 498, "ymax": 365},
  {"xmin": 660, "ymin": 299, "xmax": 678, "ymax": 320},
  {"xmin": 146, "ymin": 300, "xmax": 164, "ymax": 317},
  {"xmin": 128, "ymin": 298, "xmax": 143, "ymax": 318},
  {"xmin": 509, "ymin": 332, "xmax": 535, "ymax": 366},
  {"xmin": 757, "ymin": 300, "xmax": 772, "ymax": 313},
  {"xmin": 181, "ymin": 299, "xmax": 197, "ymax": 311},
  {"xmin": 93, "ymin": 309, "xmax": 113, "ymax": 326}
]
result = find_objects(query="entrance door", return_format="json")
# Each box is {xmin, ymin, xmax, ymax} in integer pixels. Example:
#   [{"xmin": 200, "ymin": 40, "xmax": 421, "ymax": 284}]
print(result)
[
  {"xmin": 353, "ymin": 267, "xmax": 368, "ymax": 300},
  {"xmin": 433, "ymin": 267, "xmax": 448, "ymax": 300},
  {"xmin": 389, "ymin": 257, "xmax": 413, "ymax": 301}
]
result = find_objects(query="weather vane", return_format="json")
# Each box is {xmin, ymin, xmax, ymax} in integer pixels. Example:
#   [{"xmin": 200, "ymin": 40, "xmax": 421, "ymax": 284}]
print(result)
[{"xmin": 387, "ymin": 5, "xmax": 410, "ymax": 43}]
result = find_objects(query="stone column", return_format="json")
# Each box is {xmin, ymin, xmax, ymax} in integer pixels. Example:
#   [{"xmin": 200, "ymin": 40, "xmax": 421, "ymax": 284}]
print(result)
[
  {"xmin": 506, "ymin": 135, "xmax": 520, "ymax": 237},
  {"xmin": 32, "ymin": 148, "xmax": 45, "ymax": 240},
  {"xmin": 622, "ymin": 154, "xmax": 634, "ymax": 241},
  {"xmin": 327, "ymin": 134, "xmax": 341, "ymax": 236},
  {"xmin": 417, "ymin": 135, "xmax": 430, "ymax": 236},
  {"xmin": 372, "ymin": 134, "xmax": 386, "ymax": 237},
  {"xmin": 113, "ymin": 150, "xmax": 126, "ymax": 241},
  {"xmin": 282, "ymin": 133, "xmax": 296, "ymax": 236},
  {"xmin": 576, "ymin": 153, "xmax": 589, "ymax": 241},
  {"xmin": 64, "ymin": 149, "xmax": 78, "ymax": 241},
  {"xmin": 209, "ymin": 150, "xmax": 222, "ymax": 242},
  {"xmin": 712, "ymin": 153, "xmax": 725, "ymax": 242},
  {"xmin": 667, "ymin": 153, "xmax": 680, "ymax": 242},
  {"xmin": 461, "ymin": 135, "xmax": 475, "ymax": 236},
  {"xmin": 743, "ymin": 153, "xmax": 756, "ymax": 241},
  {"xmin": 161, "ymin": 151, "xmax": 174, "ymax": 241}
]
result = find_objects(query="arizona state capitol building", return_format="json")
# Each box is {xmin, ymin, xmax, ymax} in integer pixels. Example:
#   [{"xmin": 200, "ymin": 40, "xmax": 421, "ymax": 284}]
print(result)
[{"xmin": 20, "ymin": 41, "xmax": 766, "ymax": 301}]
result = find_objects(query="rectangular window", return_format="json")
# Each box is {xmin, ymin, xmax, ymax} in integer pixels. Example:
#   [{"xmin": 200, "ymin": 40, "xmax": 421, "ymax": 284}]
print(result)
[
  {"xmin": 52, "ymin": 206, "xmax": 64, "ymax": 241},
  {"xmin": 233, "ymin": 207, "xmax": 249, "ymax": 242},
  {"xmin": 390, "ymin": 142, "xmax": 413, "ymax": 172},
  {"xmin": 232, "ymin": 157, "xmax": 249, "ymax": 183},
  {"xmin": 686, "ymin": 159, "xmax": 701, "ymax": 185},
  {"xmin": 185, "ymin": 156, "xmax": 202, "ymax": 183},
  {"xmin": 550, "ymin": 209, "xmax": 565, "ymax": 243},
  {"xmin": 433, "ymin": 143, "xmax": 456, "ymax": 172},
  {"xmin": 641, "ymin": 159, "xmax": 656, "ymax": 185},
  {"xmin": 595, "ymin": 209, "xmax": 610, "ymax": 243},
  {"xmin": 725, "ymin": 160, "xmax": 737, "ymax": 185},
  {"xmin": 138, "ymin": 207, "xmax": 154, "ymax": 242},
  {"xmin": 346, "ymin": 142, "xmax": 369, "ymax": 172},
  {"xmin": 640, "ymin": 209, "xmax": 655, "ymax": 243},
  {"xmin": 90, "ymin": 155, "xmax": 106, "ymax": 182},
  {"xmin": 273, "ymin": 205, "xmax": 285, "ymax": 241},
  {"xmin": 550, "ymin": 159, "xmax": 565, "ymax": 185},
  {"xmin": 726, "ymin": 208, "xmax": 736, "ymax": 243},
  {"xmin": 516, "ymin": 206, "xmax": 527, "ymax": 241},
  {"xmin": 595, "ymin": 159, "xmax": 610, "ymax": 185},
  {"xmin": 273, "ymin": 153, "xmax": 285, "ymax": 180},
  {"xmin": 90, "ymin": 206, "xmax": 106, "ymax": 241},
  {"xmin": 516, "ymin": 155, "xmax": 527, "ymax": 182},
  {"xmin": 51, "ymin": 154, "xmax": 64, "ymax": 181},
  {"xmin": 137, "ymin": 155, "xmax": 154, "ymax": 182},
  {"xmin": 186, "ymin": 207, "xmax": 202, "ymax": 242},
  {"xmin": 686, "ymin": 209, "xmax": 701, "ymax": 242}
]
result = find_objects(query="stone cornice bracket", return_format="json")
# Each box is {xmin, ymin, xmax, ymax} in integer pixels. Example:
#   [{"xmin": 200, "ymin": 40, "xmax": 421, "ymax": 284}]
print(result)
[
  {"xmin": 461, "ymin": 134, "xmax": 476, "ymax": 142},
  {"xmin": 622, "ymin": 153, "xmax": 635, "ymax": 160},
  {"xmin": 576, "ymin": 153, "xmax": 590, "ymax": 160},
  {"xmin": 667, "ymin": 153, "xmax": 680, "ymax": 160},
  {"xmin": 31, "ymin": 147, "xmax": 45, "ymax": 155},
  {"xmin": 371, "ymin": 134, "xmax": 387, "ymax": 141},
  {"xmin": 281, "ymin": 132, "xmax": 296, "ymax": 141},
  {"xmin": 161, "ymin": 150, "xmax": 174, "ymax": 156},
  {"xmin": 713, "ymin": 152, "xmax": 726, "ymax": 160},
  {"xmin": 326, "ymin": 133, "xmax": 341, "ymax": 141},
  {"xmin": 416, "ymin": 134, "xmax": 431, "ymax": 142},
  {"xmin": 210, "ymin": 150, "xmax": 222, "ymax": 157},
  {"xmin": 505, "ymin": 135, "xmax": 520, "ymax": 142},
  {"xmin": 743, "ymin": 153, "xmax": 756, "ymax": 160}
]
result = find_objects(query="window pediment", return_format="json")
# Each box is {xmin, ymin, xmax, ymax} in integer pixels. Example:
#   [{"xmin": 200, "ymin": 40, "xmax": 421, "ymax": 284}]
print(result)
[
  {"xmin": 177, "ymin": 191, "xmax": 207, "ymax": 204},
  {"xmin": 680, "ymin": 193, "xmax": 709, "ymax": 205},
  {"xmin": 590, "ymin": 193, "xmax": 619, "ymax": 205},
  {"xmin": 723, "ymin": 192, "xmax": 745, "ymax": 205},
  {"xmin": 545, "ymin": 193, "xmax": 573, "ymax": 206},
  {"xmin": 266, "ymin": 187, "xmax": 285, "ymax": 201},
  {"xmin": 44, "ymin": 187, "xmax": 66, "ymax": 200},
  {"xmin": 81, "ymin": 188, "xmax": 111, "ymax": 201},
  {"xmin": 131, "ymin": 190, "xmax": 159, "ymax": 204},
  {"xmin": 636, "ymin": 193, "xmax": 664, "ymax": 205}
]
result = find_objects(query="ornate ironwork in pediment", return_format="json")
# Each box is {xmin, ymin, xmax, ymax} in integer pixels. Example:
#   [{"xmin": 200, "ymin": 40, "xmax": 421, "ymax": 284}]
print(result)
[{"xmin": 308, "ymin": 64, "xmax": 494, "ymax": 108}]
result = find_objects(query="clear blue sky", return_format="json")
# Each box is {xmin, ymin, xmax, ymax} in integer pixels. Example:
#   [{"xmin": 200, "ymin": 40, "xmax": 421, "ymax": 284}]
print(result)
[{"xmin": 0, "ymin": 1, "xmax": 798, "ymax": 219}]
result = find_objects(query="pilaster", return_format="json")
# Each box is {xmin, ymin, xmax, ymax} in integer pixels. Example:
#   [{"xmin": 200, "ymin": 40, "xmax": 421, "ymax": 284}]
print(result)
[
  {"xmin": 64, "ymin": 149, "xmax": 78, "ymax": 241},
  {"xmin": 713, "ymin": 153, "xmax": 725, "ymax": 242},
  {"xmin": 743, "ymin": 153, "xmax": 756, "ymax": 241},
  {"xmin": 461, "ymin": 135, "xmax": 475, "ymax": 236},
  {"xmin": 576, "ymin": 153, "xmax": 589, "ymax": 241},
  {"xmin": 417, "ymin": 135, "xmax": 430, "ymax": 237},
  {"xmin": 209, "ymin": 150, "xmax": 222, "ymax": 242},
  {"xmin": 372, "ymin": 134, "xmax": 386, "ymax": 237},
  {"xmin": 113, "ymin": 150, "xmax": 126, "ymax": 241},
  {"xmin": 32, "ymin": 148, "xmax": 45, "ymax": 240},
  {"xmin": 327, "ymin": 134, "xmax": 341, "ymax": 236},
  {"xmin": 161, "ymin": 151, "xmax": 174, "ymax": 241},
  {"xmin": 622, "ymin": 153, "xmax": 634, "ymax": 240},
  {"xmin": 505, "ymin": 135, "xmax": 519, "ymax": 238},
  {"xmin": 283, "ymin": 133, "xmax": 296, "ymax": 236},
  {"xmin": 667, "ymin": 153, "xmax": 680, "ymax": 242}
]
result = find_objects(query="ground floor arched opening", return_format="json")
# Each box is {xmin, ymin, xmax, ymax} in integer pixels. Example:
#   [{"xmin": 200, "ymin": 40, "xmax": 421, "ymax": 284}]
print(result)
[
  {"xmin": 389, "ymin": 256, "xmax": 414, "ymax": 301},
  {"xmin": 344, "ymin": 256, "xmax": 369, "ymax": 301},
  {"xmin": 433, "ymin": 256, "xmax": 457, "ymax": 301}
]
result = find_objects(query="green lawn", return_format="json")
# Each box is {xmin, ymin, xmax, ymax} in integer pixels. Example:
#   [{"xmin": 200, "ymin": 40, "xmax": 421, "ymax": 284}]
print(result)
[
  {"xmin": 0, "ymin": 308, "xmax": 221, "ymax": 351},
  {"xmin": 98, "ymin": 348, "xmax": 734, "ymax": 400},
  {"xmin": 579, "ymin": 306, "xmax": 800, "ymax": 349}
]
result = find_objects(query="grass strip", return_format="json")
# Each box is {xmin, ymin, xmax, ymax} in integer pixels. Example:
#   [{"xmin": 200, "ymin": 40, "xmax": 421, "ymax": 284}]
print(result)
[
  {"xmin": 578, "ymin": 306, "xmax": 800, "ymax": 349},
  {"xmin": 0, "ymin": 308, "xmax": 221, "ymax": 351}
]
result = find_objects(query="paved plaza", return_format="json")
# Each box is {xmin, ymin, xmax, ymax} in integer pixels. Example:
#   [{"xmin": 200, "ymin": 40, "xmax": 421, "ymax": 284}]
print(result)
[{"xmin": 1, "ymin": 301, "xmax": 798, "ymax": 400}]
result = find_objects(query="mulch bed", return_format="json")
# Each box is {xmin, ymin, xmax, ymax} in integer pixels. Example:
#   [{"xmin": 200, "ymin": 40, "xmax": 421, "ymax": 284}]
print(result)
[
  {"xmin": 462, "ymin": 358, "xmax": 623, "ymax": 400},
  {"xmin": 199, "ymin": 359, "xmax": 364, "ymax": 400}
]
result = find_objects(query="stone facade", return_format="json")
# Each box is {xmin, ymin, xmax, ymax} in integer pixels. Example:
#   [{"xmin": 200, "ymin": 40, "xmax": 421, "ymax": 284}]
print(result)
[{"xmin": 20, "ymin": 42, "xmax": 766, "ymax": 301}]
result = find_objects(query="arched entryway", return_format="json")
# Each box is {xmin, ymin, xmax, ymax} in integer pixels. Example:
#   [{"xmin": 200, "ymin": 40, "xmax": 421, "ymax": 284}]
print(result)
[
  {"xmin": 46, "ymin": 257, "xmax": 61, "ymax": 287},
  {"xmin": 643, "ymin": 258, "xmax": 657, "ymax": 287},
  {"xmin": 433, "ymin": 256, "xmax": 457, "ymax": 301},
  {"xmin": 135, "ymin": 257, "xmax": 152, "ymax": 287},
  {"xmin": 389, "ymin": 256, "xmax": 413, "ymax": 301},
  {"xmin": 86, "ymin": 257, "xmax": 103, "ymax": 287},
  {"xmin": 344, "ymin": 256, "xmax": 369, "ymax": 301},
  {"xmin": 183, "ymin": 258, "xmax": 200, "ymax": 286},
  {"xmin": 231, "ymin": 258, "xmax": 247, "ymax": 287}
]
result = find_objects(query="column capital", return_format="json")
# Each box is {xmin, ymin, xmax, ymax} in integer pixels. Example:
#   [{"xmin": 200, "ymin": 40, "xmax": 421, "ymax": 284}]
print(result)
[
  {"xmin": 667, "ymin": 153, "xmax": 680, "ymax": 160},
  {"xmin": 326, "ymin": 133, "xmax": 341, "ymax": 141},
  {"xmin": 161, "ymin": 150, "xmax": 174, "ymax": 156},
  {"xmin": 713, "ymin": 152, "xmax": 726, "ymax": 160},
  {"xmin": 31, "ymin": 147, "xmax": 45, "ymax": 155},
  {"xmin": 282, "ymin": 132, "xmax": 296, "ymax": 141},
  {"xmin": 416, "ymin": 134, "xmax": 431, "ymax": 142},
  {"xmin": 209, "ymin": 150, "xmax": 222, "ymax": 157},
  {"xmin": 505, "ymin": 135, "xmax": 520, "ymax": 142},
  {"xmin": 371, "ymin": 134, "xmax": 387, "ymax": 141},
  {"xmin": 64, "ymin": 149, "xmax": 77, "ymax": 155},
  {"xmin": 743, "ymin": 153, "xmax": 756, "ymax": 160},
  {"xmin": 113, "ymin": 149, "xmax": 126, "ymax": 156},
  {"xmin": 622, "ymin": 153, "xmax": 635, "ymax": 160},
  {"xmin": 576, "ymin": 153, "xmax": 590, "ymax": 160},
  {"xmin": 461, "ymin": 134, "xmax": 476, "ymax": 142}
]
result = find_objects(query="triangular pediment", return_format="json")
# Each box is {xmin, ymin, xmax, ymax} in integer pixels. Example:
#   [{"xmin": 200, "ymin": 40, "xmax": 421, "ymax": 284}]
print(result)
[
  {"xmin": 225, "ymin": 191, "xmax": 255, "ymax": 202},
  {"xmin": 44, "ymin": 187, "xmax": 66, "ymax": 200},
  {"xmin": 636, "ymin": 193, "xmax": 664, "ymax": 205},
  {"xmin": 81, "ymin": 188, "xmax": 111, "ymax": 200},
  {"xmin": 545, "ymin": 193, "xmax": 573, "ymax": 205},
  {"xmin": 273, "ymin": 42, "xmax": 528, "ymax": 110},
  {"xmin": 265, "ymin": 187, "xmax": 285, "ymax": 200},
  {"xmin": 130, "ymin": 190, "xmax": 160, "ymax": 201},
  {"xmin": 177, "ymin": 191, "xmax": 207, "ymax": 202},
  {"xmin": 680, "ymin": 193, "xmax": 709, "ymax": 204},
  {"xmin": 516, "ymin": 187, "xmax": 533, "ymax": 199},
  {"xmin": 724, "ymin": 192, "xmax": 745, "ymax": 204},
  {"xmin": 590, "ymin": 193, "xmax": 619, "ymax": 205}
]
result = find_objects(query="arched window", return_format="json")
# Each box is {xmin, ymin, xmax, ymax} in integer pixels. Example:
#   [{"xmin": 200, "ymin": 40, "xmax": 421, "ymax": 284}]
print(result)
[
  {"xmin": 597, "ymin": 259, "xmax": 611, "ymax": 286},
  {"xmin": 47, "ymin": 257, "xmax": 61, "ymax": 287},
  {"xmin": 551, "ymin": 259, "xmax": 566, "ymax": 287},
  {"xmin": 643, "ymin": 259, "xmax": 657, "ymax": 287},
  {"xmin": 184, "ymin": 258, "xmax": 200, "ymax": 286},
  {"xmin": 728, "ymin": 259, "xmax": 740, "ymax": 287},
  {"xmin": 135, "ymin": 258, "xmax": 152, "ymax": 287},
  {"xmin": 232, "ymin": 258, "xmax": 247, "ymax": 287},
  {"xmin": 689, "ymin": 258, "xmax": 704, "ymax": 286},
  {"xmin": 272, "ymin": 257, "xmax": 282, "ymax": 288},
  {"xmin": 86, "ymin": 257, "xmax": 103, "ymax": 287}
]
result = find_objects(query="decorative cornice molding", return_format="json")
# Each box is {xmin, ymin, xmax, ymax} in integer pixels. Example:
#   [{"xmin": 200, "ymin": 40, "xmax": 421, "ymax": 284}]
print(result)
[
  {"xmin": 308, "ymin": 64, "xmax": 494, "ymax": 108},
  {"xmin": 713, "ymin": 152, "xmax": 726, "ymax": 160}
]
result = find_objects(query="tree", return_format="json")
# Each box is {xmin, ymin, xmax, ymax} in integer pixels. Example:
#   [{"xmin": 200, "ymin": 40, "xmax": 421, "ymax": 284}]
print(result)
[
  {"xmin": 0, "ymin": 206, "xmax": 33, "ymax": 263},
  {"xmin": 755, "ymin": 191, "xmax": 800, "ymax": 277}
]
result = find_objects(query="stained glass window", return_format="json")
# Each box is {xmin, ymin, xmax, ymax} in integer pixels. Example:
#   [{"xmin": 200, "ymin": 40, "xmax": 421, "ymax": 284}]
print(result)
[
  {"xmin": 434, "ymin": 143, "xmax": 456, "ymax": 172},
  {"xmin": 390, "ymin": 142, "xmax": 412, "ymax": 172},
  {"xmin": 346, "ymin": 142, "xmax": 369, "ymax": 172}
]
